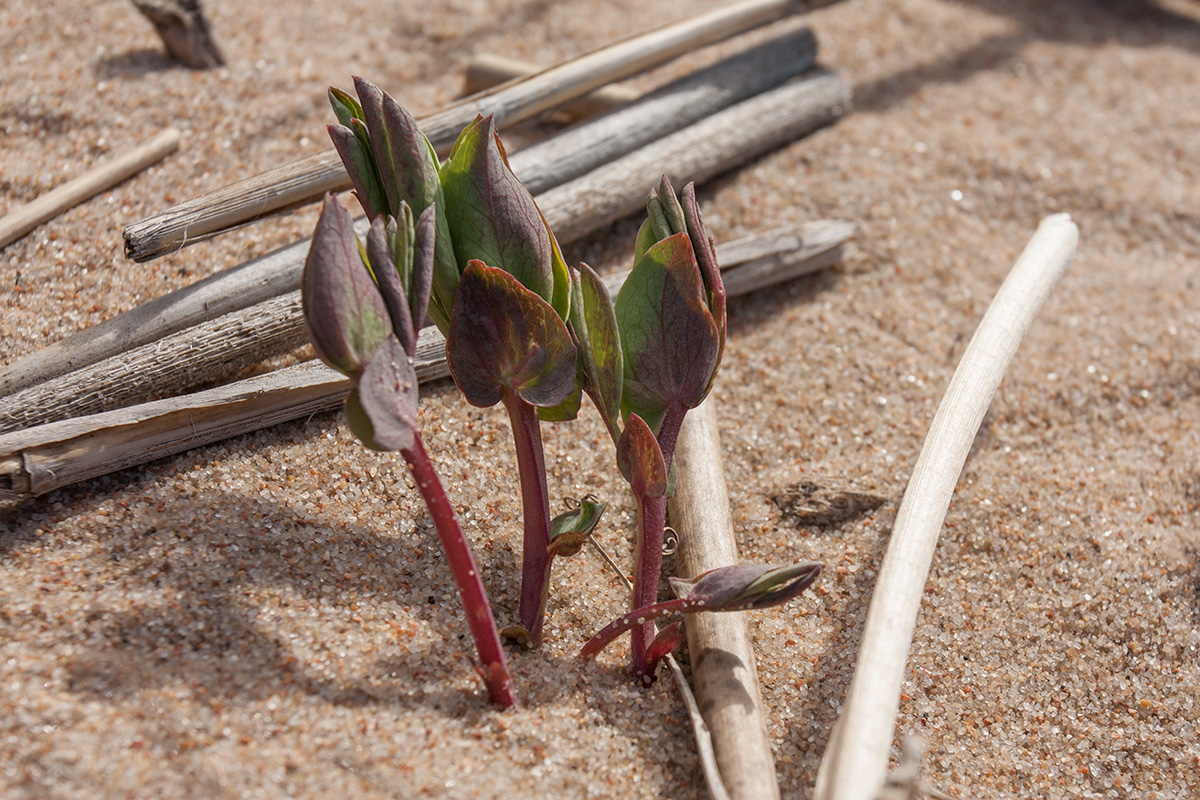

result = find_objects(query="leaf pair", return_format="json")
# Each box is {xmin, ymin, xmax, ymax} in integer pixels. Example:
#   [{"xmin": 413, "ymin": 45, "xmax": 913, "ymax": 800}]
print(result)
[{"xmin": 301, "ymin": 196, "xmax": 434, "ymax": 453}]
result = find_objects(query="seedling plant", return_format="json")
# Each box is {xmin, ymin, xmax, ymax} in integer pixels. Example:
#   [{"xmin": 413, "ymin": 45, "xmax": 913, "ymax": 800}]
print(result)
[{"xmin": 302, "ymin": 77, "xmax": 822, "ymax": 706}]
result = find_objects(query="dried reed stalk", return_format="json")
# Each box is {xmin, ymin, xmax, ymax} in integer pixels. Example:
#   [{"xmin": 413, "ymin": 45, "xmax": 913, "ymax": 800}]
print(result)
[
  {"xmin": 0, "ymin": 220, "xmax": 852, "ymax": 500},
  {"xmin": 670, "ymin": 397, "xmax": 782, "ymax": 800},
  {"xmin": 813, "ymin": 214, "xmax": 1079, "ymax": 800},
  {"xmin": 3, "ymin": 65, "xmax": 846, "ymax": 400},
  {"xmin": 122, "ymin": 0, "xmax": 830, "ymax": 261}
]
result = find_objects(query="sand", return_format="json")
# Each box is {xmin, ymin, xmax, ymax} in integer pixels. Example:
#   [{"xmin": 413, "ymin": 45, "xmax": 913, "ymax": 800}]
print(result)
[{"xmin": 2, "ymin": 0, "xmax": 1198, "ymax": 797}]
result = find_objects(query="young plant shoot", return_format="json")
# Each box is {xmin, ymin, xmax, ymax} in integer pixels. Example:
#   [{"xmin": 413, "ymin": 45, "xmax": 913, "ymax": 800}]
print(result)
[
  {"xmin": 570, "ymin": 178, "xmax": 823, "ymax": 682},
  {"xmin": 324, "ymin": 78, "xmax": 583, "ymax": 649},
  {"xmin": 301, "ymin": 195, "xmax": 516, "ymax": 709},
  {"xmin": 315, "ymin": 77, "xmax": 822, "ymax": 691}
]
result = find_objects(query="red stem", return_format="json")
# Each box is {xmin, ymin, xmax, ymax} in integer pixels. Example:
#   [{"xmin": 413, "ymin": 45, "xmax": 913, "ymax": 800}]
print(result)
[
  {"xmin": 580, "ymin": 595, "xmax": 704, "ymax": 659},
  {"xmin": 629, "ymin": 403, "xmax": 689, "ymax": 680},
  {"xmin": 501, "ymin": 389, "xmax": 554, "ymax": 647},
  {"xmin": 403, "ymin": 434, "xmax": 517, "ymax": 709}
]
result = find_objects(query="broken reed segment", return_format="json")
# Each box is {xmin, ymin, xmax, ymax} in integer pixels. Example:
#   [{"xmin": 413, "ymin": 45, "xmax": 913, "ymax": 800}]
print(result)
[
  {"xmin": 3, "ymin": 65, "xmax": 847, "ymax": 400},
  {"xmin": 0, "ymin": 220, "xmax": 853, "ymax": 500},
  {"xmin": 0, "ymin": 221, "xmax": 852, "ymax": 435},
  {"xmin": 813, "ymin": 214, "xmax": 1079, "ymax": 800},
  {"xmin": 121, "ymin": 0, "xmax": 825, "ymax": 262},
  {"xmin": 0, "ymin": 128, "xmax": 180, "ymax": 250},
  {"xmin": 669, "ymin": 397, "xmax": 783, "ymax": 800}
]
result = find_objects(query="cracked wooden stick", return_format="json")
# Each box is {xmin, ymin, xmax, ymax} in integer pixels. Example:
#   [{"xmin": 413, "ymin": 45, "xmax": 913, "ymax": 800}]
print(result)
[
  {"xmin": 122, "ymin": 0, "xmax": 836, "ymax": 261},
  {"xmin": 2, "ymin": 65, "xmax": 845, "ymax": 400},
  {"xmin": 0, "ymin": 219, "xmax": 852, "ymax": 500},
  {"xmin": 813, "ymin": 214, "xmax": 1079, "ymax": 800},
  {"xmin": 669, "ymin": 396, "xmax": 783, "ymax": 800}
]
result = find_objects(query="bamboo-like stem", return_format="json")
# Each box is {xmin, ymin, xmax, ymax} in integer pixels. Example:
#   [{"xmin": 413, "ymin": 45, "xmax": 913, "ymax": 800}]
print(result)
[
  {"xmin": 122, "ymin": 0, "xmax": 828, "ymax": 262},
  {"xmin": 812, "ymin": 215, "xmax": 1079, "ymax": 800},
  {"xmin": 500, "ymin": 390, "xmax": 554, "ymax": 647},
  {"xmin": 0, "ymin": 128, "xmax": 180, "ymax": 249},
  {"xmin": 0, "ymin": 220, "xmax": 852, "ymax": 501},
  {"xmin": 669, "ymin": 396, "xmax": 782, "ymax": 800},
  {"xmin": 403, "ymin": 433, "xmax": 517, "ymax": 708},
  {"xmin": 7, "ymin": 66, "xmax": 847, "ymax": 402}
]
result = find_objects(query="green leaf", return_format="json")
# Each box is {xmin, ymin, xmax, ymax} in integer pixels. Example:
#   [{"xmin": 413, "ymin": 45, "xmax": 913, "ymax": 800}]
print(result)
[
  {"xmin": 616, "ymin": 414, "xmax": 667, "ymax": 499},
  {"xmin": 301, "ymin": 197, "xmax": 391, "ymax": 377},
  {"xmin": 446, "ymin": 260, "xmax": 577, "ymax": 409},
  {"xmin": 327, "ymin": 122, "xmax": 386, "ymax": 222},
  {"xmin": 440, "ymin": 115, "xmax": 564, "ymax": 315},
  {"xmin": 570, "ymin": 263, "xmax": 623, "ymax": 436},
  {"xmin": 614, "ymin": 232, "xmax": 720, "ymax": 426},
  {"xmin": 547, "ymin": 497, "xmax": 607, "ymax": 559},
  {"xmin": 344, "ymin": 335, "xmax": 421, "ymax": 452},
  {"xmin": 328, "ymin": 86, "xmax": 363, "ymax": 128}
]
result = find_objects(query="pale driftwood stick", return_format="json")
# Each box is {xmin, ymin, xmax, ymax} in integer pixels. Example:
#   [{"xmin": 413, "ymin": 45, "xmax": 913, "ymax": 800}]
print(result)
[
  {"xmin": 131, "ymin": 0, "xmax": 225, "ymax": 69},
  {"xmin": 0, "ymin": 220, "xmax": 852, "ymax": 500},
  {"xmin": 501, "ymin": 24, "xmax": 818, "ymax": 194},
  {"xmin": 123, "ymin": 0, "xmax": 825, "ymax": 262},
  {"xmin": 0, "ymin": 128, "xmax": 180, "ymax": 250},
  {"xmin": 0, "ymin": 221, "xmax": 850, "ymax": 433},
  {"xmin": 670, "ymin": 397, "xmax": 782, "ymax": 800},
  {"xmin": 542, "ymin": 69, "xmax": 849, "ymax": 244},
  {"xmin": 813, "ymin": 215, "xmax": 1079, "ymax": 800},
  {"xmin": 5, "ymin": 69, "xmax": 847, "ymax": 400},
  {"xmin": 513, "ymin": 26, "xmax": 816, "ymax": 194},
  {"xmin": 463, "ymin": 54, "xmax": 640, "ymax": 119}
]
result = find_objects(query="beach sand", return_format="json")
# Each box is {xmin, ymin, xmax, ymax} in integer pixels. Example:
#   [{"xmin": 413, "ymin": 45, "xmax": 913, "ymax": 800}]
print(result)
[{"xmin": 1, "ymin": 0, "xmax": 1198, "ymax": 796}]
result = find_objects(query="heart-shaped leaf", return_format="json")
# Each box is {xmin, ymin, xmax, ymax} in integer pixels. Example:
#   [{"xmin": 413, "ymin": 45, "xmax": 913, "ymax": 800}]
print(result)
[
  {"xmin": 667, "ymin": 562, "xmax": 824, "ymax": 612},
  {"xmin": 301, "ymin": 197, "xmax": 391, "ymax": 377},
  {"xmin": 446, "ymin": 260, "xmax": 577, "ymax": 409},
  {"xmin": 344, "ymin": 334, "xmax": 420, "ymax": 452},
  {"xmin": 440, "ymin": 115, "xmax": 569, "ymax": 319},
  {"xmin": 616, "ymin": 414, "xmax": 667, "ymax": 499},
  {"xmin": 615, "ymin": 232, "xmax": 720, "ymax": 427}
]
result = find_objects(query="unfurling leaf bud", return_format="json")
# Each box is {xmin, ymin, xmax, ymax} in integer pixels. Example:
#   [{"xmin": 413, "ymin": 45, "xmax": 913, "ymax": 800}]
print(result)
[{"xmin": 667, "ymin": 562, "xmax": 823, "ymax": 612}]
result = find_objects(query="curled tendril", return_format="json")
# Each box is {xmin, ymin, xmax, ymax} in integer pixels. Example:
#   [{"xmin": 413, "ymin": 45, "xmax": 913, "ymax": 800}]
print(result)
[
  {"xmin": 662, "ymin": 526, "xmax": 679, "ymax": 556},
  {"xmin": 562, "ymin": 493, "xmax": 600, "ymax": 511}
]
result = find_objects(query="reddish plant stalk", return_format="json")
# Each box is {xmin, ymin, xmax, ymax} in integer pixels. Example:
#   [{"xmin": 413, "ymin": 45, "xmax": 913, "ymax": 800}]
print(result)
[
  {"xmin": 500, "ymin": 389, "xmax": 555, "ymax": 647},
  {"xmin": 629, "ymin": 403, "xmax": 689, "ymax": 679},
  {"xmin": 403, "ymin": 433, "xmax": 517, "ymax": 709}
]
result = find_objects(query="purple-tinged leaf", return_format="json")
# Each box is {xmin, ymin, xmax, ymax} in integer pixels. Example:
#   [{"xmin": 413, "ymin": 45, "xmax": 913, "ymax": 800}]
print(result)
[
  {"xmin": 327, "ymin": 122, "xmax": 386, "ymax": 222},
  {"xmin": 365, "ymin": 214, "xmax": 416, "ymax": 356},
  {"xmin": 446, "ymin": 260, "xmax": 577, "ymax": 409},
  {"xmin": 301, "ymin": 197, "xmax": 391, "ymax": 377},
  {"xmin": 352, "ymin": 77, "xmax": 402, "ymax": 220},
  {"xmin": 682, "ymin": 182, "xmax": 726, "ymax": 371},
  {"xmin": 616, "ymin": 414, "xmax": 667, "ymax": 499},
  {"xmin": 440, "ymin": 115, "xmax": 569, "ymax": 318},
  {"xmin": 409, "ymin": 204, "xmax": 436, "ymax": 333},
  {"xmin": 615, "ymin": 232, "xmax": 720, "ymax": 427},
  {"xmin": 570, "ymin": 263, "xmax": 623, "ymax": 437},
  {"xmin": 344, "ymin": 335, "xmax": 420, "ymax": 452},
  {"xmin": 536, "ymin": 375, "xmax": 582, "ymax": 422},
  {"xmin": 667, "ymin": 562, "xmax": 823, "ymax": 612}
]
